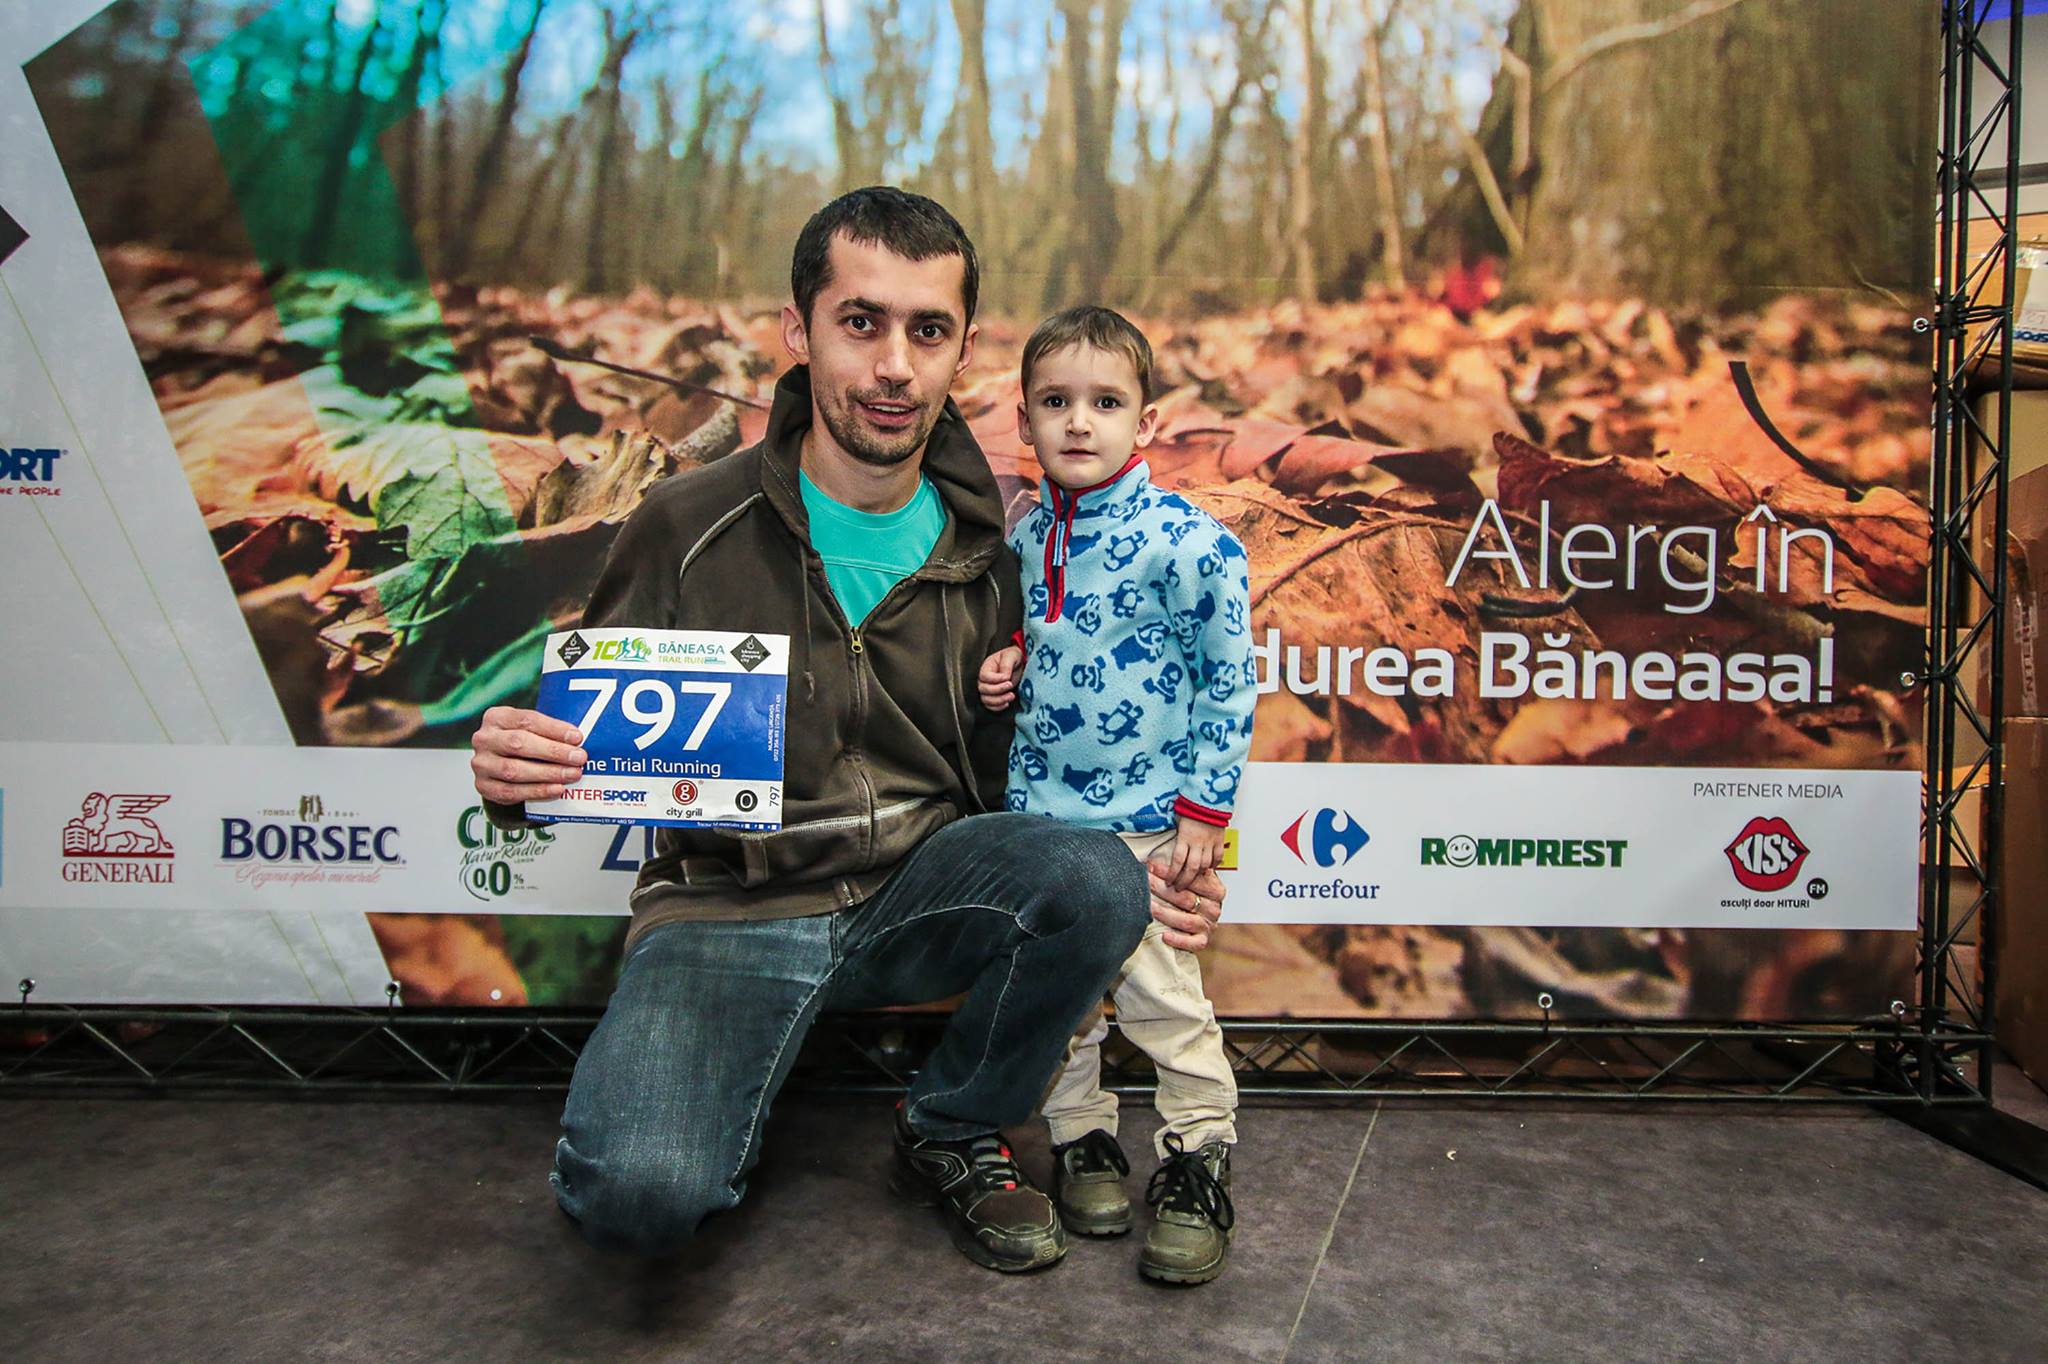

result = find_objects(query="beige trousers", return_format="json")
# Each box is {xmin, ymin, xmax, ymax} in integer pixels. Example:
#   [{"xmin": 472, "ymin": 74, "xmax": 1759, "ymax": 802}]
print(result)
[{"xmin": 1040, "ymin": 830, "xmax": 1239, "ymax": 1159}]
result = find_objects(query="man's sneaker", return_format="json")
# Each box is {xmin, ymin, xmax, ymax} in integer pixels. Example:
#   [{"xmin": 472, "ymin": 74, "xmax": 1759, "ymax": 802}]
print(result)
[
  {"xmin": 889, "ymin": 1108, "xmax": 1068, "ymax": 1273},
  {"xmin": 1139, "ymin": 1134, "xmax": 1234, "ymax": 1285},
  {"xmin": 1050, "ymin": 1128, "xmax": 1133, "ymax": 1237}
]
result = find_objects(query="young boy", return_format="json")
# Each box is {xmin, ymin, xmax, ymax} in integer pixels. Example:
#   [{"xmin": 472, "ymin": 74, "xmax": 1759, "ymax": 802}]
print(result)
[{"xmin": 976, "ymin": 305, "xmax": 1255, "ymax": 1285}]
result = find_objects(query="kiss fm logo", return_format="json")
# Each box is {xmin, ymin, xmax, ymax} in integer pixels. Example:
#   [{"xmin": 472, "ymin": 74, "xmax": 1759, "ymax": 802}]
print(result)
[
  {"xmin": 1724, "ymin": 817, "xmax": 1809, "ymax": 893},
  {"xmin": 1280, "ymin": 808, "xmax": 1370, "ymax": 868}
]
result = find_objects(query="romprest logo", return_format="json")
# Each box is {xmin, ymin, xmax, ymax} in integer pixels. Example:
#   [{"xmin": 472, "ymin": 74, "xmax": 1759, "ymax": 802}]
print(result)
[
  {"xmin": 1420, "ymin": 834, "xmax": 1627, "ymax": 868},
  {"xmin": 1724, "ymin": 817, "xmax": 1808, "ymax": 892},
  {"xmin": 61, "ymin": 792, "xmax": 175, "ymax": 883},
  {"xmin": 1280, "ymin": 808, "xmax": 1369, "ymax": 868}
]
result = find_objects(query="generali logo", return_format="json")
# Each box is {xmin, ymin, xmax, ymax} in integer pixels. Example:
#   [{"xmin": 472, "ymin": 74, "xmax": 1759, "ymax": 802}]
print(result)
[
  {"xmin": 1724, "ymin": 816, "xmax": 1809, "ymax": 892},
  {"xmin": 61, "ymin": 793, "xmax": 175, "ymax": 883}
]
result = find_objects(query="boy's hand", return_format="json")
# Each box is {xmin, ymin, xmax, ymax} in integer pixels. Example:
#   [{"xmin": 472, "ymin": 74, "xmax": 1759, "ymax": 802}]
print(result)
[
  {"xmin": 977, "ymin": 645, "xmax": 1025, "ymax": 711},
  {"xmin": 1165, "ymin": 815, "xmax": 1227, "ymax": 889}
]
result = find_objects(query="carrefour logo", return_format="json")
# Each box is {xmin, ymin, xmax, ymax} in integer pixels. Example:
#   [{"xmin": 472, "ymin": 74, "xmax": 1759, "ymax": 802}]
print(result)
[{"xmin": 1280, "ymin": 809, "xmax": 1370, "ymax": 868}]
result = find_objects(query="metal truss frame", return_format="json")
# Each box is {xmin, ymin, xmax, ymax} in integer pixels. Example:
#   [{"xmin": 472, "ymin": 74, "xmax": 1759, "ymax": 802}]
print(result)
[
  {"xmin": 0, "ymin": 2, "xmax": 2022, "ymax": 1118},
  {"xmin": 0, "ymin": 1006, "xmax": 1996, "ymax": 1105}
]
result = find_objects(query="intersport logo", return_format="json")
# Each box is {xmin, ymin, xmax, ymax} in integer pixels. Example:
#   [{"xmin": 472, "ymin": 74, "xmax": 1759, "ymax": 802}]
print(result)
[
  {"xmin": 1280, "ymin": 809, "xmax": 1369, "ymax": 868},
  {"xmin": 1724, "ymin": 817, "xmax": 1809, "ymax": 892}
]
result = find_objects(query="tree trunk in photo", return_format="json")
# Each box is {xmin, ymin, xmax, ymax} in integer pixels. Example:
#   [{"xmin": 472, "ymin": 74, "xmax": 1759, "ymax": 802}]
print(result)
[
  {"xmin": 711, "ymin": 86, "xmax": 765, "ymax": 295},
  {"xmin": 948, "ymin": 0, "xmax": 998, "ymax": 252},
  {"xmin": 676, "ymin": 70, "xmax": 725, "ymax": 288},
  {"xmin": 815, "ymin": 0, "xmax": 863, "ymax": 191},
  {"xmin": 301, "ymin": 2, "xmax": 388, "ymax": 268},
  {"xmin": 582, "ymin": 12, "xmax": 645, "ymax": 294},
  {"xmin": 503, "ymin": 108, "xmax": 575, "ymax": 279},
  {"xmin": 116, "ymin": 0, "xmax": 202, "ymax": 241},
  {"xmin": 392, "ymin": 0, "xmax": 446, "ymax": 244},
  {"xmin": 448, "ymin": 0, "xmax": 545, "ymax": 279},
  {"xmin": 1049, "ymin": 0, "xmax": 1130, "ymax": 308},
  {"xmin": 1287, "ymin": 0, "xmax": 1321, "ymax": 301},
  {"xmin": 1357, "ymin": 0, "xmax": 1403, "ymax": 287},
  {"xmin": 1515, "ymin": 0, "xmax": 1936, "ymax": 308},
  {"xmin": 1153, "ymin": 0, "xmax": 1272, "ymax": 276}
]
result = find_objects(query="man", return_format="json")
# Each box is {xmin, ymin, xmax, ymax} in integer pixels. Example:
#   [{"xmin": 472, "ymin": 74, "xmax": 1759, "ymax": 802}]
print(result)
[{"xmin": 470, "ymin": 187, "xmax": 1227, "ymax": 1272}]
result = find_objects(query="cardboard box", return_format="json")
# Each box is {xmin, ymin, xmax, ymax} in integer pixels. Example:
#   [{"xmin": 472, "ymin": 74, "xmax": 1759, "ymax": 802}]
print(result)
[
  {"xmin": 1992, "ymin": 718, "xmax": 2048, "ymax": 1087},
  {"xmin": 1971, "ymin": 390, "xmax": 2048, "ymax": 719},
  {"xmin": 1963, "ymin": 216, "xmax": 2048, "ymax": 389}
]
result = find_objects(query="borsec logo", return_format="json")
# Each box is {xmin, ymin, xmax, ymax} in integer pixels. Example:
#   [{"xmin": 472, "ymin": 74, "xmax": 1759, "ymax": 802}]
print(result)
[
  {"xmin": 1280, "ymin": 808, "xmax": 1370, "ymax": 868},
  {"xmin": 1725, "ymin": 816, "xmax": 1809, "ymax": 892},
  {"xmin": 556, "ymin": 631, "xmax": 590, "ymax": 667}
]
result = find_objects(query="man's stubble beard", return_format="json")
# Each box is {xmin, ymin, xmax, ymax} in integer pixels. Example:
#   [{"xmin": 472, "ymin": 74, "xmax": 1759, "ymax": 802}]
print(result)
[{"xmin": 821, "ymin": 387, "xmax": 941, "ymax": 468}]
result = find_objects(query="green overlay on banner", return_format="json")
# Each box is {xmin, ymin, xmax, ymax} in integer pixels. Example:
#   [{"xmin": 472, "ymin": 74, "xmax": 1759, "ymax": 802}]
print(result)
[{"xmin": 190, "ymin": 1, "xmax": 546, "ymax": 728}]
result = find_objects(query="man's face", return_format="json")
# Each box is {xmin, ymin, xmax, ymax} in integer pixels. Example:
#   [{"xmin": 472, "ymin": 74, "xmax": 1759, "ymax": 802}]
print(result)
[{"xmin": 781, "ymin": 234, "xmax": 976, "ymax": 467}]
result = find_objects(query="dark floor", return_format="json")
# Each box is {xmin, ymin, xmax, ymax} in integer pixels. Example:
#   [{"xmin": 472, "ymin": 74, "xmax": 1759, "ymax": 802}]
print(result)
[{"xmin": 5, "ymin": 1080, "xmax": 2047, "ymax": 1364}]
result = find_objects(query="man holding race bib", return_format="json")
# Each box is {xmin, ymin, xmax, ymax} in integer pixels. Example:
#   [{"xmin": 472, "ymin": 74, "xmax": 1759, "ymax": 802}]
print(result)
[{"xmin": 469, "ymin": 188, "xmax": 1226, "ymax": 1272}]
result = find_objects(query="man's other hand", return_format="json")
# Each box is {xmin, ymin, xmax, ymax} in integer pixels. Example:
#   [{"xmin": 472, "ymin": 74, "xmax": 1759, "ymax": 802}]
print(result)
[{"xmin": 1146, "ymin": 863, "xmax": 1226, "ymax": 953}]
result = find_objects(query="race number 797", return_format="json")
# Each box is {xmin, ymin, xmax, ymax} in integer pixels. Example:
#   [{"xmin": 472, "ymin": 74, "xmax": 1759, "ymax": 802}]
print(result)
[{"xmin": 564, "ymin": 677, "xmax": 730, "ymax": 751}]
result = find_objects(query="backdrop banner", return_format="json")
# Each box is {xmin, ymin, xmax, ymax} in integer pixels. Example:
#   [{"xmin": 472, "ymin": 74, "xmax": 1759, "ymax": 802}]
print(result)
[{"xmin": 0, "ymin": 0, "xmax": 1935, "ymax": 1018}]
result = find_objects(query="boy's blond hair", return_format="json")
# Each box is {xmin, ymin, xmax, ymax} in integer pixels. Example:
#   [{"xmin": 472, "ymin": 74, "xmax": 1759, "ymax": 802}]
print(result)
[{"xmin": 1020, "ymin": 305, "xmax": 1155, "ymax": 403}]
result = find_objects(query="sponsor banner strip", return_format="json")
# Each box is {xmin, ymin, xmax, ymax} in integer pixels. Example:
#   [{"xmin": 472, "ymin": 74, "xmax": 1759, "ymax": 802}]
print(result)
[
  {"xmin": 0, "ymin": 744, "xmax": 1914, "ymax": 930},
  {"xmin": 1227, "ymin": 762, "xmax": 1917, "ymax": 930}
]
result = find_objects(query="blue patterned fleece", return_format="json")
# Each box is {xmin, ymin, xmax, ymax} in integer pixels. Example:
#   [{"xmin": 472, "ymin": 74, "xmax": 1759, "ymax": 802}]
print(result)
[{"xmin": 1004, "ymin": 458, "xmax": 1257, "ymax": 833}]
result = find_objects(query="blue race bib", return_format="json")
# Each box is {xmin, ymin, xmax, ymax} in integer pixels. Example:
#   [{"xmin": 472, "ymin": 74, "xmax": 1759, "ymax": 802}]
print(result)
[{"xmin": 529, "ymin": 628, "xmax": 787, "ymax": 830}]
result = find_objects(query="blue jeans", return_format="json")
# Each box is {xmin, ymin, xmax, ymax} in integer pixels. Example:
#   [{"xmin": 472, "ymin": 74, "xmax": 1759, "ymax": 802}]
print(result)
[{"xmin": 550, "ymin": 812, "xmax": 1151, "ymax": 1255}]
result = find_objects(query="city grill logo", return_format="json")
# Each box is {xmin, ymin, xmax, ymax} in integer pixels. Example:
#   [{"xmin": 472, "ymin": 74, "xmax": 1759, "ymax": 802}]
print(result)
[
  {"xmin": 1279, "ymin": 809, "xmax": 1369, "ymax": 868},
  {"xmin": 556, "ymin": 632, "xmax": 590, "ymax": 667},
  {"xmin": 61, "ymin": 793, "xmax": 175, "ymax": 883},
  {"xmin": 1421, "ymin": 834, "xmax": 1628, "ymax": 868},
  {"xmin": 1724, "ymin": 817, "xmax": 1809, "ymax": 892}
]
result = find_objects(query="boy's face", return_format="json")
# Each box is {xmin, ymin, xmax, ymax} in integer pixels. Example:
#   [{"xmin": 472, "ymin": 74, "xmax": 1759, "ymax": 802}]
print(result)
[
  {"xmin": 1016, "ymin": 343, "xmax": 1159, "ymax": 490},
  {"xmin": 782, "ymin": 233, "xmax": 977, "ymax": 468}
]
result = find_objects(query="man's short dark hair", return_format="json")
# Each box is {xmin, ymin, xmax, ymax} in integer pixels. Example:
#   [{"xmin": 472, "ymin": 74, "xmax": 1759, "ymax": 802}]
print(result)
[
  {"xmin": 791, "ymin": 187, "xmax": 980, "ymax": 325},
  {"xmin": 1021, "ymin": 305, "xmax": 1155, "ymax": 403}
]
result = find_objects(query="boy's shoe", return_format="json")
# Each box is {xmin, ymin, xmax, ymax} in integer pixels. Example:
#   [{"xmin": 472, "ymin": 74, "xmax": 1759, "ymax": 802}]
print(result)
[
  {"xmin": 1050, "ymin": 1128, "xmax": 1133, "ymax": 1236},
  {"xmin": 1139, "ymin": 1134, "xmax": 1234, "ymax": 1285},
  {"xmin": 889, "ymin": 1108, "xmax": 1068, "ymax": 1273}
]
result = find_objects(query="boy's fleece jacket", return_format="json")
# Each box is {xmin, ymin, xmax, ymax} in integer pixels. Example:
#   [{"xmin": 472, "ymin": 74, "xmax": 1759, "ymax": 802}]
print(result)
[{"xmin": 1004, "ymin": 457, "xmax": 1256, "ymax": 833}]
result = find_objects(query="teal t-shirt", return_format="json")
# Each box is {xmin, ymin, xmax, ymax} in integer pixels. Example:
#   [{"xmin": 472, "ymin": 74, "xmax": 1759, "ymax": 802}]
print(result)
[{"xmin": 798, "ymin": 470, "xmax": 946, "ymax": 628}]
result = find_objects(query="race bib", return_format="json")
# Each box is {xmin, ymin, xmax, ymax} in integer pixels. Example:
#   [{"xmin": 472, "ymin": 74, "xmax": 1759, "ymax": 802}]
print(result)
[{"xmin": 528, "ymin": 628, "xmax": 788, "ymax": 830}]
